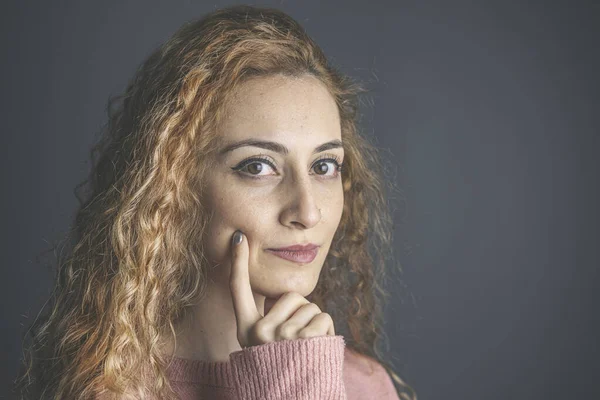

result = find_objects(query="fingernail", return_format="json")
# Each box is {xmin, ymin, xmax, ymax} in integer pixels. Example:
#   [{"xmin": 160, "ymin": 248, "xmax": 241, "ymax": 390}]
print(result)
[{"xmin": 232, "ymin": 230, "xmax": 243, "ymax": 245}]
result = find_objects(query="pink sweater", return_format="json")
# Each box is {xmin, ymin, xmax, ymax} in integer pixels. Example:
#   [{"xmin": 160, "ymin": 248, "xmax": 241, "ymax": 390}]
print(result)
[{"xmin": 163, "ymin": 335, "xmax": 400, "ymax": 399}]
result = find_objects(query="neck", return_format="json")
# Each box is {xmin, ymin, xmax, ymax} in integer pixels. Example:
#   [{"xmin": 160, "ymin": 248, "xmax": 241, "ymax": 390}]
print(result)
[{"xmin": 162, "ymin": 273, "xmax": 266, "ymax": 362}]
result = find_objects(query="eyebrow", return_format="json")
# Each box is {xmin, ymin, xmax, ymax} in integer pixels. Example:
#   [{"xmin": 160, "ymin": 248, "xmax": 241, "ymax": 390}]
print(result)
[{"xmin": 218, "ymin": 138, "xmax": 343, "ymax": 156}]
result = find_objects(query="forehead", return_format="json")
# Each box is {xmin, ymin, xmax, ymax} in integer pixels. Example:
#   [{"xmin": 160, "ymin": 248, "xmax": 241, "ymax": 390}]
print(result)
[{"xmin": 217, "ymin": 74, "xmax": 342, "ymax": 145}]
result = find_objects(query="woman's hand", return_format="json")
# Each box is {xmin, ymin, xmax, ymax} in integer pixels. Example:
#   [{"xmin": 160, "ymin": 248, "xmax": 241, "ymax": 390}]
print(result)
[{"xmin": 229, "ymin": 230, "xmax": 336, "ymax": 349}]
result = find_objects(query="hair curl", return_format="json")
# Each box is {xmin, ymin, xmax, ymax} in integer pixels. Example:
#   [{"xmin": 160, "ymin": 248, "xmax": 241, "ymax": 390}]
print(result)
[{"xmin": 13, "ymin": 5, "xmax": 417, "ymax": 399}]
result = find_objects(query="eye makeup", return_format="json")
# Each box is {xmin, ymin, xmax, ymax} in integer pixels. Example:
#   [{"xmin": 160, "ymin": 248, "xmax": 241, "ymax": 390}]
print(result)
[{"xmin": 231, "ymin": 152, "xmax": 344, "ymax": 180}]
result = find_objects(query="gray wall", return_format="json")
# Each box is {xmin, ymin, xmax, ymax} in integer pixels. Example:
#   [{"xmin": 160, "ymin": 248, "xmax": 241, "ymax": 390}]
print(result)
[{"xmin": 2, "ymin": 1, "xmax": 598, "ymax": 399}]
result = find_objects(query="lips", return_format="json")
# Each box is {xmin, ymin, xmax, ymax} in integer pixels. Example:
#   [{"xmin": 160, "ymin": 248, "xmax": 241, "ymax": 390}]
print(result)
[
  {"xmin": 268, "ymin": 243, "xmax": 319, "ymax": 252},
  {"xmin": 266, "ymin": 245, "xmax": 320, "ymax": 264}
]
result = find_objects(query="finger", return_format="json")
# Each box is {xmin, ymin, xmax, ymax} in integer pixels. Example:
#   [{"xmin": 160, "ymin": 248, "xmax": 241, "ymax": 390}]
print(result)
[
  {"xmin": 275, "ymin": 303, "xmax": 321, "ymax": 337},
  {"xmin": 300, "ymin": 313, "xmax": 335, "ymax": 338},
  {"xmin": 229, "ymin": 230, "xmax": 261, "ymax": 332},
  {"xmin": 262, "ymin": 292, "xmax": 309, "ymax": 322},
  {"xmin": 328, "ymin": 320, "xmax": 335, "ymax": 336}
]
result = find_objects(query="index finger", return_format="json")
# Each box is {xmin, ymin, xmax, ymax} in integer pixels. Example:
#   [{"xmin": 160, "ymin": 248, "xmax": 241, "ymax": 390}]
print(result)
[{"xmin": 229, "ymin": 230, "xmax": 261, "ymax": 332}]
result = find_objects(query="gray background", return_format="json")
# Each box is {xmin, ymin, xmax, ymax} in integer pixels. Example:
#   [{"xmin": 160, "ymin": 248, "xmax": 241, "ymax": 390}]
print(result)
[{"xmin": 2, "ymin": 1, "xmax": 598, "ymax": 399}]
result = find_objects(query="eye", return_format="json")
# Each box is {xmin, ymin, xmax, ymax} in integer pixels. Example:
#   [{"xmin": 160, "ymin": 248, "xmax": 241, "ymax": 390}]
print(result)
[
  {"xmin": 233, "ymin": 156, "xmax": 277, "ymax": 177},
  {"xmin": 231, "ymin": 153, "xmax": 344, "ymax": 180},
  {"xmin": 312, "ymin": 155, "xmax": 343, "ymax": 177}
]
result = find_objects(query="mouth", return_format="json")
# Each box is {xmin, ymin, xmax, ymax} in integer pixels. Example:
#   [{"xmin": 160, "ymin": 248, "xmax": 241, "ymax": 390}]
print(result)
[
  {"xmin": 268, "ymin": 243, "xmax": 319, "ymax": 252},
  {"xmin": 265, "ymin": 247, "xmax": 319, "ymax": 264}
]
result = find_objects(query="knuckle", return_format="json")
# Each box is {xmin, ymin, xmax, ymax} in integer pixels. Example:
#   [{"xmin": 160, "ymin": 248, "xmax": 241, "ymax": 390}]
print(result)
[
  {"xmin": 312, "ymin": 313, "xmax": 334, "ymax": 333},
  {"xmin": 277, "ymin": 323, "xmax": 297, "ymax": 340},
  {"xmin": 305, "ymin": 303, "xmax": 321, "ymax": 313},
  {"xmin": 285, "ymin": 292, "xmax": 308, "ymax": 303},
  {"xmin": 297, "ymin": 328, "xmax": 314, "ymax": 339},
  {"xmin": 319, "ymin": 312, "xmax": 332, "ymax": 322},
  {"xmin": 251, "ymin": 322, "xmax": 271, "ymax": 343}
]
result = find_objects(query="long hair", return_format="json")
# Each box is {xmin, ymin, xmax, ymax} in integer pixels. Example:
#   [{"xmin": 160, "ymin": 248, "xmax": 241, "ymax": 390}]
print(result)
[{"xmin": 13, "ymin": 5, "xmax": 417, "ymax": 399}]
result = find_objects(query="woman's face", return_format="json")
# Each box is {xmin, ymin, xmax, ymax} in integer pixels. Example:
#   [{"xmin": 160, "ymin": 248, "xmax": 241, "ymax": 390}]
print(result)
[{"xmin": 201, "ymin": 74, "xmax": 344, "ymax": 299}]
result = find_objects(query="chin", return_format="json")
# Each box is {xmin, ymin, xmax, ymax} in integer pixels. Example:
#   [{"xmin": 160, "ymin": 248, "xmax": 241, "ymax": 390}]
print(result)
[{"xmin": 252, "ymin": 269, "xmax": 320, "ymax": 299}]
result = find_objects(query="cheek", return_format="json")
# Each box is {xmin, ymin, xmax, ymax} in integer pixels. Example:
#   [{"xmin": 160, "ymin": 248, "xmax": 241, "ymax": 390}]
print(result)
[
  {"xmin": 201, "ymin": 184, "xmax": 272, "ymax": 263},
  {"xmin": 322, "ymin": 183, "xmax": 344, "ymax": 227}
]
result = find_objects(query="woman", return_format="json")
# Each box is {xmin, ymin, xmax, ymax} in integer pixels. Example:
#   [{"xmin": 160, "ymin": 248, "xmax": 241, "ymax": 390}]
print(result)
[{"xmin": 14, "ymin": 5, "xmax": 417, "ymax": 399}]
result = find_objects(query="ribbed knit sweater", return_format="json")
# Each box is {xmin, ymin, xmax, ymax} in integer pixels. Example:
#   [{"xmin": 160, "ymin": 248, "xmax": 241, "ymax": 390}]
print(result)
[
  {"xmin": 161, "ymin": 335, "xmax": 400, "ymax": 399},
  {"xmin": 95, "ymin": 335, "xmax": 400, "ymax": 399}
]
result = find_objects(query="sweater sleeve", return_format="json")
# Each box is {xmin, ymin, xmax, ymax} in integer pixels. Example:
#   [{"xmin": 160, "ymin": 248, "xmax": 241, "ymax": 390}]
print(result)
[{"xmin": 228, "ymin": 334, "xmax": 347, "ymax": 399}]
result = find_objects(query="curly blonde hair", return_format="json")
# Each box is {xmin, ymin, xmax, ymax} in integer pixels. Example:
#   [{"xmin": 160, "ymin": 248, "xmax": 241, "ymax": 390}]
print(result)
[{"xmin": 13, "ymin": 5, "xmax": 417, "ymax": 399}]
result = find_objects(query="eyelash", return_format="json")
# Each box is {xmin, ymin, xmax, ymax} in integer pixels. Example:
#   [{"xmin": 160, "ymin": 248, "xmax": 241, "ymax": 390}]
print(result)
[{"xmin": 232, "ymin": 153, "xmax": 344, "ymax": 180}]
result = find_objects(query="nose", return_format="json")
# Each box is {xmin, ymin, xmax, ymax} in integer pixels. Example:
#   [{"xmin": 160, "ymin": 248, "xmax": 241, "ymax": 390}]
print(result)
[{"xmin": 279, "ymin": 173, "xmax": 322, "ymax": 229}]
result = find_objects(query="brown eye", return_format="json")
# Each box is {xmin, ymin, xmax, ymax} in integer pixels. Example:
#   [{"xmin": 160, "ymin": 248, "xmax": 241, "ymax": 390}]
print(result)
[
  {"xmin": 314, "ymin": 162, "xmax": 329, "ymax": 175},
  {"xmin": 247, "ymin": 162, "xmax": 263, "ymax": 175},
  {"xmin": 312, "ymin": 158, "xmax": 342, "ymax": 178},
  {"xmin": 232, "ymin": 156, "xmax": 277, "ymax": 177}
]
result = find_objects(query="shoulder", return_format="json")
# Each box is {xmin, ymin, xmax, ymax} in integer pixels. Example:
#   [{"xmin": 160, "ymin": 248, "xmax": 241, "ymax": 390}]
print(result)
[
  {"xmin": 342, "ymin": 347, "xmax": 399, "ymax": 398},
  {"xmin": 343, "ymin": 347, "xmax": 386, "ymax": 376}
]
